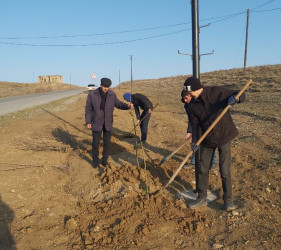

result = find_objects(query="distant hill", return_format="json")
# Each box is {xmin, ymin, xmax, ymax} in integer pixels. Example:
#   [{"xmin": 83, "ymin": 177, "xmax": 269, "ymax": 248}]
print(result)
[{"xmin": 0, "ymin": 81, "xmax": 82, "ymax": 98}]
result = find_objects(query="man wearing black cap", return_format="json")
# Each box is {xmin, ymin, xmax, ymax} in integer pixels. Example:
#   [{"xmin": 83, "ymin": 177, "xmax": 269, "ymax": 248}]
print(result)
[
  {"xmin": 184, "ymin": 77, "xmax": 246, "ymax": 211},
  {"xmin": 85, "ymin": 78, "xmax": 132, "ymax": 168},
  {"xmin": 181, "ymin": 90, "xmax": 217, "ymax": 191}
]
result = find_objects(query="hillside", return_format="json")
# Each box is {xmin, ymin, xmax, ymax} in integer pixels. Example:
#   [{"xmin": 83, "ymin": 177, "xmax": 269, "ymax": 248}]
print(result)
[
  {"xmin": 0, "ymin": 81, "xmax": 81, "ymax": 98},
  {"xmin": 0, "ymin": 64, "xmax": 280, "ymax": 249}
]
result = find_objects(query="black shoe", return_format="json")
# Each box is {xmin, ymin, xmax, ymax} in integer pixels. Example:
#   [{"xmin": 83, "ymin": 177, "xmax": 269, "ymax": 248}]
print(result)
[
  {"xmin": 188, "ymin": 196, "xmax": 207, "ymax": 209},
  {"xmin": 224, "ymin": 199, "xmax": 235, "ymax": 211}
]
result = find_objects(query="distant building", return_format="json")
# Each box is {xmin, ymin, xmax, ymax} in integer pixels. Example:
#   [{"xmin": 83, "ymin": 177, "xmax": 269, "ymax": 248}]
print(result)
[{"xmin": 38, "ymin": 75, "xmax": 63, "ymax": 84}]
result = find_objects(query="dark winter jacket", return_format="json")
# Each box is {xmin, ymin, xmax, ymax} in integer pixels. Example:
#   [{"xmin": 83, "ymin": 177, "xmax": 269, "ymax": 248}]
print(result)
[
  {"xmin": 85, "ymin": 88, "xmax": 129, "ymax": 131},
  {"xmin": 189, "ymin": 86, "xmax": 245, "ymax": 147},
  {"xmin": 184, "ymin": 103, "xmax": 192, "ymax": 134},
  {"xmin": 131, "ymin": 93, "xmax": 153, "ymax": 120}
]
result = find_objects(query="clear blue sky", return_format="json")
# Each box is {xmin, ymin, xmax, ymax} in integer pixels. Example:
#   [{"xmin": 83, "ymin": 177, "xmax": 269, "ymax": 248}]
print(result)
[{"xmin": 0, "ymin": 0, "xmax": 280, "ymax": 87}]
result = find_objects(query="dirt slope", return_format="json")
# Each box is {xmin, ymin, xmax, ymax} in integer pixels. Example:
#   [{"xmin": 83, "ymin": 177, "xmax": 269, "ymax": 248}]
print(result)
[
  {"xmin": 0, "ymin": 81, "xmax": 81, "ymax": 98},
  {"xmin": 0, "ymin": 64, "xmax": 280, "ymax": 249}
]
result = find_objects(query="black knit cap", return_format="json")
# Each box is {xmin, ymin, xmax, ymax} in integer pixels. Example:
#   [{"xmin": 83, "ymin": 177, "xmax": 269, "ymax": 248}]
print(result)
[
  {"xmin": 183, "ymin": 77, "xmax": 203, "ymax": 91},
  {"xmin": 101, "ymin": 78, "xmax": 112, "ymax": 87}
]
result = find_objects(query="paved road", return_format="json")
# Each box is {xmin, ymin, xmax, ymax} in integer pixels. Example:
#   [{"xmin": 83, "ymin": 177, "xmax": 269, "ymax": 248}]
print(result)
[{"xmin": 0, "ymin": 89, "xmax": 85, "ymax": 116}]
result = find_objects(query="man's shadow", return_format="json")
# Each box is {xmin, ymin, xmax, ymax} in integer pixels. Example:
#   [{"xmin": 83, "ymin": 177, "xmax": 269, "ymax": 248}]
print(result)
[
  {"xmin": 44, "ymin": 109, "xmax": 139, "ymax": 172},
  {"xmin": 0, "ymin": 195, "xmax": 16, "ymax": 249}
]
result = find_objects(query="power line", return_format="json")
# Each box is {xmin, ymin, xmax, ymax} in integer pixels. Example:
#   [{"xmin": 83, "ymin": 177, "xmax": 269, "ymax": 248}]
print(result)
[
  {"xmin": 0, "ymin": 28, "xmax": 191, "ymax": 47},
  {"xmin": 0, "ymin": 3, "xmax": 279, "ymax": 47},
  {"xmin": 200, "ymin": 11, "xmax": 244, "ymax": 23},
  {"xmin": 251, "ymin": 0, "xmax": 276, "ymax": 11},
  {"xmin": 208, "ymin": 11, "xmax": 245, "ymax": 25},
  {"xmin": 0, "ymin": 10, "xmax": 246, "ymax": 41},
  {"xmin": 1, "ymin": 4, "xmax": 279, "ymax": 41},
  {"xmin": 252, "ymin": 7, "xmax": 281, "ymax": 13},
  {"xmin": 0, "ymin": 22, "xmax": 190, "ymax": 40}
]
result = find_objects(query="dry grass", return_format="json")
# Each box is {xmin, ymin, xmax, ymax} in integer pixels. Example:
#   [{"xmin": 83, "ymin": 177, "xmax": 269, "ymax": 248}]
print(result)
[{"xmin": 0, "ymin": 81, "xmax": 81, "ymax": 98}]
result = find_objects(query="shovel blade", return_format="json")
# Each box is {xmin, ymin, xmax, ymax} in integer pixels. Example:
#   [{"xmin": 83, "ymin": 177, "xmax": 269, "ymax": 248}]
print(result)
[{"xmin": 158, "ymin": 157, "xmax": 167, "ymax": 167}]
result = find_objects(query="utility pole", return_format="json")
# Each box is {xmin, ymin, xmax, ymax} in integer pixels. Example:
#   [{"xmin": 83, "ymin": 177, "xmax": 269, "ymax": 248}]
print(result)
[
  {"xmin": 191, "ymin": 0, "xmax": 200, "ymax": 79},
  {"xmin": 130, "ymin": 55, "xmax": 133, "ymax": 93},
  {"xmin": 191, "ymin": 0, "xmax": 201, "ymax": 180},
  {"xmin": 244, "ymin": 9, "xmax": 250, "ymax": 72}
]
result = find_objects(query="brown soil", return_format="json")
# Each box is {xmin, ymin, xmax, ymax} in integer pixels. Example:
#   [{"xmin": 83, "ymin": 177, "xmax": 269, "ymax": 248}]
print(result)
[{"xmin": 0, "ymin": 64, "xmax": 280, "ymax": 249}]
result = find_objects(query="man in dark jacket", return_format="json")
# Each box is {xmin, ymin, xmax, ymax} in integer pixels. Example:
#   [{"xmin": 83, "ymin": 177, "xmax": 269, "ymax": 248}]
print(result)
[
  {"xmin": 181, "ymin": 90, "xmax": 217, "ymax": 195},
  {"xmin": 183, "ymin": 77, "xmax": 245, "ymax": 211},
  {"xmin": 181, "ymin": 90, "xmax": 217, "ymax": 168},
  {"xmin": 85, "ymin": 78, "xmax": 132, "ymax": 167},
  {"xmin": 123, "ymin": 92, "xmax": 153, "ymax": 145}
]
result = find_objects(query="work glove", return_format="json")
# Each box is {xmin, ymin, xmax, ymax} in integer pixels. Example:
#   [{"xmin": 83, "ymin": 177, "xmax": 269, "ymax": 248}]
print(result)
[
  {"xmin": 228, "ymin": 95, "xmax": 239, "ymax": 106},
  {"xmin": 191, "ymin": 143, "xmax": 199, "ymax": 153}
]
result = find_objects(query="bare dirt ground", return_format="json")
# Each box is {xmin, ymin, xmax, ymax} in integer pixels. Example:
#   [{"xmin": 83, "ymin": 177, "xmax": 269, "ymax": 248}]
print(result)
[{"xmin": 0, "ymin": 64, "xmax": 280, "ymax": 249}]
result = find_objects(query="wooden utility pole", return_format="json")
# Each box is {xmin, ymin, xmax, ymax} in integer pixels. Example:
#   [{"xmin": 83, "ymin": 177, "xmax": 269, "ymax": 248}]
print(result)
[{"xmin": 244, "ymin": 9, "xmax": 250, "ymax": 72}]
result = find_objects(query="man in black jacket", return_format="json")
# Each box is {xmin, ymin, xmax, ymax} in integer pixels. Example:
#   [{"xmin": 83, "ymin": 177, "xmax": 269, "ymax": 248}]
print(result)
[
  {"xmin": 123, "ymin": 92, "xmax": 153, "ymax": 146},
  {"xmin": 184, "ymin": 77, "xmax": 245, "ymax": 211},
  {"xmin": 181, "ymin": 90, "xmax": 217, "ymax": 194}
]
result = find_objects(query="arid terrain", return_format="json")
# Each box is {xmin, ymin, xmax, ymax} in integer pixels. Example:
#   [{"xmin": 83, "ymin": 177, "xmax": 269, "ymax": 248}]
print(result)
[
  {"xmin": 0, "ymin": 64, "xmax": 280, "ymax": 249},
  {"xmin": 0, "ymin": 81, "xmax": 80, "ymax": 98}
]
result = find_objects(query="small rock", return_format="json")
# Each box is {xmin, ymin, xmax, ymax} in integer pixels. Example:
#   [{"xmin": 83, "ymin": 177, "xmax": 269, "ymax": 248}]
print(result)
[
  {"xmin": 232, "ymin": 211, "xmax": 239, "ymax": 216},
  {"xmin": 65, "ymin": 218, "xmax": 77, "ymax": 230},
  {"xmin": 213, "ymin": 243, "xmax": 224, "ymax": 249},
  {"xmin": 93, "ymin": 225, "xmax": 100, "ymax": 232}
]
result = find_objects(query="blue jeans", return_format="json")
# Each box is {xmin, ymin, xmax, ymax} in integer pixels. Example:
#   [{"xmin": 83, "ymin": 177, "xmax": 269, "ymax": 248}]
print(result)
[{"xmin": 140, "ymin": 110, "xmax": 151, "ymax": 142}]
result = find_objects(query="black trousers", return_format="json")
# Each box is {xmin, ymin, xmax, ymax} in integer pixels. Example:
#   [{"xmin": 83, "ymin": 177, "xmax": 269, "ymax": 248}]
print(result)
[
  {"xmin": 140, "ymin": 110, "xmax": 151, "ymax": 142},
  {"xmin": 197, "ymin": 142, "xmax": 232, "ymax": 201},
  {"xmin": 92, "ymin": 125, "xmax": 111, "ymax": 165}
]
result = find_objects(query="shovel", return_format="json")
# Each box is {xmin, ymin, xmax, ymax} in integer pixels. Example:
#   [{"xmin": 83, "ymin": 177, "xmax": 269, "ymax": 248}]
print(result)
[
  {"xmin": 156, "ymin": 79, "xmax": 253, "ymax": 194},
  {"xmin": 158, "ymin": 141, "xmax": 187, "ymax": 167}
]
